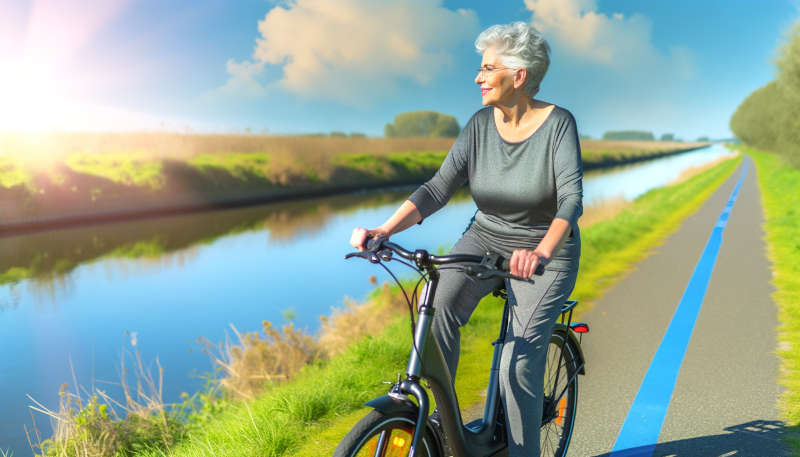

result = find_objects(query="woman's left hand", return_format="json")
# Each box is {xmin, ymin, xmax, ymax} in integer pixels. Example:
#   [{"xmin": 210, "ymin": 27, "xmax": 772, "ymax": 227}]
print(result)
[{"xmin": 509, "ymin": 249, "xmax": 546, "ymax": 278}]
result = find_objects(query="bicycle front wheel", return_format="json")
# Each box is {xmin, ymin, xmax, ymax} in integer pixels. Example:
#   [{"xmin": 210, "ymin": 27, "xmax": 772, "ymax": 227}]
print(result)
[
  {"xmin": 333, "ymin": 410, "xmax": 442, "ymax": 457},
  {"xmin": 540, "ymin": 329, "xmax": 579, "ymax": 457}
]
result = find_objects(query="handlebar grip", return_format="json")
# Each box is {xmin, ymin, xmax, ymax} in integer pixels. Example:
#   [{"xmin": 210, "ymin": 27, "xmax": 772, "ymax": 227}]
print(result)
[{"xmin": 365, "ymin": 234, "xmax": 387, "ymax": 251}]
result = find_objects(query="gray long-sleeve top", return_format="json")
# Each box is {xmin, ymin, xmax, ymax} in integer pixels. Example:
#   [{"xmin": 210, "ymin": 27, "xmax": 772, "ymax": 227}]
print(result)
[{"xmin": 408, "ymin": 105, "xmax": 583, "ymax": 271}]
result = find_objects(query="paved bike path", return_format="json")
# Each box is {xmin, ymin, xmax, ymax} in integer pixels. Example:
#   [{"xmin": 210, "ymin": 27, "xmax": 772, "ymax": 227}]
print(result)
[{"xmin": 568, "ymin": 156, "xmax": 789, "ymax": 456}]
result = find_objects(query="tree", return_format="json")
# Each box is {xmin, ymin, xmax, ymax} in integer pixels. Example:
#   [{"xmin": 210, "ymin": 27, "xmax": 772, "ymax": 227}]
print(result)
[
  {"xmin": 696, "ymin": 136, "xmax": 710, "ymax": 142},
  {"xmin": 731, "ymin": 81, "xmax": 789, "ymax": 153},
  {"xmin": 730, "ymin": 19, "xmax": 800, "ymax": 167},
  {"xmin": 660, "ymin": 133, "xmax": 675, "ymax": 141},
  {"xmin": 385, "ymin": 111, "xmax": 460, "ymax": 138},
  {"xmin": 777, "ymin": 20, "xmax": 800, "ymax": 100}
]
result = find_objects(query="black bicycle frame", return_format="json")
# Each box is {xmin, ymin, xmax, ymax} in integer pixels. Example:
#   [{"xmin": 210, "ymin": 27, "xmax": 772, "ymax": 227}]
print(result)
[
  {"xmin": 353, "ymin": 239, "xmax": 584, "ymax": 457},
  {"xmin": 371, "ymin": 276, "xmax": 510, "ymax": 457}
]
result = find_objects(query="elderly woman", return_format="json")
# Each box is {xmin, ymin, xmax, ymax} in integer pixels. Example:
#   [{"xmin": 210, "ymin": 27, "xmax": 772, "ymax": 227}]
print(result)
[{"xmin": 350, "ymin": 22, "xmax": 582, "ymax": 456}]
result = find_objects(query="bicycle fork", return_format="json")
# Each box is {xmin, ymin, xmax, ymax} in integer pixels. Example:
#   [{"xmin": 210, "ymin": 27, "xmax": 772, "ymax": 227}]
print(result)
[
  {"xmin": 400, "ymin": 281, "xmax": 437, "ymax": 457},
  {"xmin": 370, "ymin": 282, "xmax": 436, "ymax": 457}
]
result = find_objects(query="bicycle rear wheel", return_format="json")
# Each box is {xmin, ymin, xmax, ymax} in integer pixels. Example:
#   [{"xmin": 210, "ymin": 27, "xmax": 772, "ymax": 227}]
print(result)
[
  {"xmin": 333, "ymin": 410, "xmax": 442, "ymax": 457},
  {"xmin": 540, "ymin": 329, "xmax": 579, "ymax": 457}
]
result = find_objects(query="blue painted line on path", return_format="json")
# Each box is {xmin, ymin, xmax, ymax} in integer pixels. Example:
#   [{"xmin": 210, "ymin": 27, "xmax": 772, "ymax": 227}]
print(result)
[{"xmin": 609, "ymin": 162, "xmax": 748, "ymax": 457}]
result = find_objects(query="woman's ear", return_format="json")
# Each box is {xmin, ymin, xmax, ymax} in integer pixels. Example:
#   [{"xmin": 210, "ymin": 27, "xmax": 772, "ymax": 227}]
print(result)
[{"xmin": 513, "ymin": 68, "xmax": 528, "ymax": 90}]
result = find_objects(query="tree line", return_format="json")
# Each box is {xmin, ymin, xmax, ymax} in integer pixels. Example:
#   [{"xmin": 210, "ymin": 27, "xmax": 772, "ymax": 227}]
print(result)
[
  {"xmin": 384, "ymin": 112, "xmax": 711, "ymax": 142},
  {"xmin": 731, "ymin": 20, "xmax": 800, "ymax": 167}
]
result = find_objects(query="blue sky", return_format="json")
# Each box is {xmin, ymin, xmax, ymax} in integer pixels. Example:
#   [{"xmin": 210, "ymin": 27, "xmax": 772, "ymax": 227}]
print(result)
[{"xmin": 1, "ymin": 0, "xmax": 798, "ymax": 139}]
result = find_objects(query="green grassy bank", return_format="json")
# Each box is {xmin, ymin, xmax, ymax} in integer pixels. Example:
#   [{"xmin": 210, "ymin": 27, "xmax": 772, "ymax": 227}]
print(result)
[
  {"xmin": 746, "ymin": 146, "xmax": 800, "ymax": 453},
  {"xmin": 29, "ymin": 151, "xmax": 741, "ymax": 456},
  {"xmin": 0, "ymin": 134, "xmax": 708, "ymax": 232}
]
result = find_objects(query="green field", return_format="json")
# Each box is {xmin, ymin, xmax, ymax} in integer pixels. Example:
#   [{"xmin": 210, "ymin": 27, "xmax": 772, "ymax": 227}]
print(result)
[
  {"xmin": 29, "ymin": 151, "xmax": 739, "ymax": 457},
  {"xmin": 747, "ymin": 146, "xmax": 800, "ymax": 453},
  {"xmin": 0, "ymin": 133, "xmax": 709, "ymax": 230}
]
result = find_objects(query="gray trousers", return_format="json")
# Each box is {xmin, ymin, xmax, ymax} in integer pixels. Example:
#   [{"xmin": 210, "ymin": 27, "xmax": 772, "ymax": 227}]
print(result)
[{"xmin": 431, "ymin": 229, "xmax": 579, "ymax": 457}]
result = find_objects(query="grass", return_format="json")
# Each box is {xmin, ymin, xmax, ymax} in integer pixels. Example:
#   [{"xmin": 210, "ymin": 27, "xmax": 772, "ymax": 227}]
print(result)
[
  {"xmin": 189, "ymin": 153, "xmax": 271, "ymax": 183},
  {"xmin": 53, "ymin": 148, "xmax": 736, "ymax": 457},
  {"xmin": 28, "ymin": 347, "xmax": 189, "ymax": 457},
  {"xmin": 746, "ymin": 146, "xmax": 800, "ymax": 454},
  {"xmin": 64, "ymin": 153, "xmax": 165, "ymax": 189},
  {"xmin": 0, "ymin": 156, "xmax": 31, "ymax": 189}
]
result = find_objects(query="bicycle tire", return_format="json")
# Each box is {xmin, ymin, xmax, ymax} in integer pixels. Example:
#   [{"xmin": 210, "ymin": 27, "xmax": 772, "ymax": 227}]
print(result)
[
  {"xmin": 333, "ymin": 410, "xmax": 442, "ymax": 457},
  {"xmin": 539, "ymin": 329, "xmax": 579, "ymax": 457}
]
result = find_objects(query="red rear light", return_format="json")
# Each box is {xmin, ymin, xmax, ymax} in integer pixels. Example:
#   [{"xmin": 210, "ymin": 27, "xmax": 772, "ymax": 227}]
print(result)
[{"xmin": 570, "ymin": 323, "xmax": 589, "ymax": 333}]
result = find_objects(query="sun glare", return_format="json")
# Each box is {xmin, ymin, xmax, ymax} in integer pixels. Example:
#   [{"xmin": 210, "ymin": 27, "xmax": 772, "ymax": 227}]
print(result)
[
  {"xmin": 0, "ymin": 60, "xmax": 73, "ymax": 132},
  {"xmin": 0, "ymin": 1, "xmax": 169, "ymax": 134}
]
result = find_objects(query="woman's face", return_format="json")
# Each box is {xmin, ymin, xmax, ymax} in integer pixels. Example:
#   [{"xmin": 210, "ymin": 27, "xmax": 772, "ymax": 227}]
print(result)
[{"xmin": 475, "ymin": 47, "xmax": 517, "ymax": 106}]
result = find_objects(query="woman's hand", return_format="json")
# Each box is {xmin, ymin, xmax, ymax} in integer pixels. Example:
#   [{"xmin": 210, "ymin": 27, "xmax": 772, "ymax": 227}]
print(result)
[
  {"xmin": 509, "ymin": 249, "xmax": 548, "ymax": 278},
  {"xmin": 349, "ymin": 228, "xmax": 387, "ymax": 252}
]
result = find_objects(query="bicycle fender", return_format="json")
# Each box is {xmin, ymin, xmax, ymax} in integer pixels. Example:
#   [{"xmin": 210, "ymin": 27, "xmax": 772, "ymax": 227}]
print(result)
[
  {"xmin": 365, "ymin": 394, "xmax": 418, "ymax": 416},
  {"xmin": 553, "ymin": 325, "xmax": 586, "ymax": 375}
]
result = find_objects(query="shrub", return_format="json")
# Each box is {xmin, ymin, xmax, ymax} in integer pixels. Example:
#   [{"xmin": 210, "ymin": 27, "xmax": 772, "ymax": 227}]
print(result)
[{"xmin": 384, "ymin": 111, "xmax": 460, "ymax": 138}]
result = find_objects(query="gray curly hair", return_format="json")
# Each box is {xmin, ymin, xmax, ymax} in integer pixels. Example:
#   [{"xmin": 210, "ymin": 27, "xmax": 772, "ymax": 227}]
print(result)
[{"xmin": 475, "ymin": 22, "xmax": 550, "ymax": 97}]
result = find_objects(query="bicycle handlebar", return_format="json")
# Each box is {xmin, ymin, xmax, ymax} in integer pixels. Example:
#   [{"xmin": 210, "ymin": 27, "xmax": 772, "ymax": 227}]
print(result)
[{"xmin": 347, "ymin": 235, "xmax": 543, "ymax": 281}]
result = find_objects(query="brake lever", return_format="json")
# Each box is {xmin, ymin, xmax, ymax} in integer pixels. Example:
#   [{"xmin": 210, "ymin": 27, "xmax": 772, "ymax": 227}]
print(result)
[
  {"xmin": 377, "ymin": 248, "xmax": 393, "ymax": 262},
  {"xmin": 344, "ymin": 251, "xmax": 381, "ymax": 264}
]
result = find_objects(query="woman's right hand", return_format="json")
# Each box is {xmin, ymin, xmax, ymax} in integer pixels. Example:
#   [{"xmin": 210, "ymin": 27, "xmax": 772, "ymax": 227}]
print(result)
[{"xmin": 349, "ymin": 228, "xmax": 387, "ymax": 251}]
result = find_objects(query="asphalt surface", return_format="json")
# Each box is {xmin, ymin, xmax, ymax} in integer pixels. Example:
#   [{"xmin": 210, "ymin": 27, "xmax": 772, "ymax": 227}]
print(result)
[{"xmin": 568, "ymin": 157, "xmax": 789, "ymax": 457}]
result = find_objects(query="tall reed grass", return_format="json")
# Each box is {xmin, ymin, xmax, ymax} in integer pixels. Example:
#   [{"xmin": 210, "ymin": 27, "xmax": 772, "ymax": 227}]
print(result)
[{"xmin": 27, "ymin": 345, "xmax": 187, "ymax": 457}]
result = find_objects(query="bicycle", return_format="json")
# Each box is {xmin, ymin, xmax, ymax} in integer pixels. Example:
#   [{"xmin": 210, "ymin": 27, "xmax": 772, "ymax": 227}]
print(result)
[{"xmin": 334, "ymin": 236, "xmax": 589, "ymax": 457}]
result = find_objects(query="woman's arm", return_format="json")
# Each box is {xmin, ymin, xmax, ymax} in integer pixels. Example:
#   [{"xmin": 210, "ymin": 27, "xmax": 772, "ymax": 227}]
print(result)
[
  {"xmin": 509, "ymin": 217, "xmax": 570, "ymax": 278},
  {"xmin": 350, "ymin": 113, "xmax": 479, "ymax": 250},
  {"xmin": 511, "ymin": 111, "xmax": 582, "ymax": 278},
  {"xmin": 349, "ymin": 200, "xmax": 422, "ymax": 250}
]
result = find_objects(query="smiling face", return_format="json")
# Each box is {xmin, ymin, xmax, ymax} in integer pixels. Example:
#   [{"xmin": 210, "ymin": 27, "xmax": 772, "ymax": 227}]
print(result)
[{"xmin": 475, "ymin": 47, "xmax": 519, "ymax": 107}]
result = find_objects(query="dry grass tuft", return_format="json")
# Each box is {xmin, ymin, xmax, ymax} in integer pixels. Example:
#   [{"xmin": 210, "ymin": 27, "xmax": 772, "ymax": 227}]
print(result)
[
  {"xmin": 212, "ymin": 281, "xmax": 412, "ymax": 400},
  {"xmin": 211, "ymin": 322, "xmax": 325, "ymax": 400},
  {"xmin": 318, "ymin": 283, "xmax": 411, "ymax": 356},
  {"xmin": 580, "ymin": 196, "xmax": 632, "ymax": 228},
  {"xmin": 26, "ymin": 347, "xmax": 184, "ymax": 457}
]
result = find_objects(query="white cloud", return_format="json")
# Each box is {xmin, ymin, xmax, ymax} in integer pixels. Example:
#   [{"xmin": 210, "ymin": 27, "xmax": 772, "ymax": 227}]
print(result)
[
  {"xmin": 525, "ymin": 0, "xmax": 694, "ymax": 77},
  {"xmin": 220, "ymin": 0, "xmax": 479, "ymax": 104},
  {"xmin": 218, "ymin": 59, "xmax": 268, "ymax": 96}
]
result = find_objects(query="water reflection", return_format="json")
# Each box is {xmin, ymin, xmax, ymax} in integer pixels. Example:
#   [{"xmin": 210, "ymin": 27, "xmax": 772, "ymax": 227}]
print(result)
[
  {"xmin": 0, "ymin": 187, "xmax": 473, "ymax": 295},
  {"xmin": 0, "ymin": 145, "xmax": 732, "ymax": 298},
  {"xmin": 0, "ymin": 284, "xmax": 20, "ymax": 311}
]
